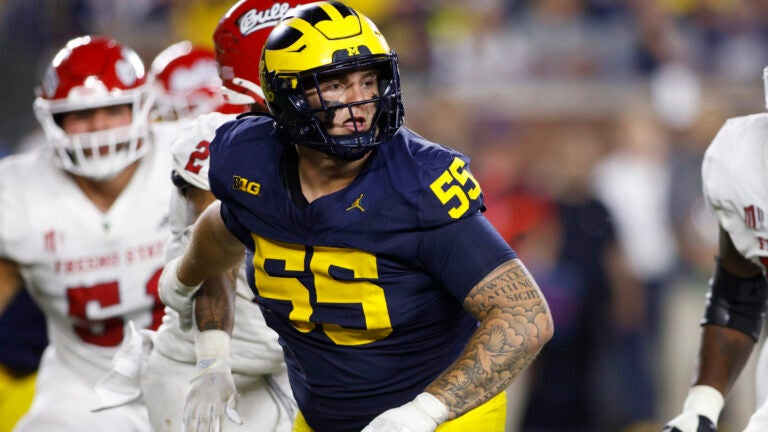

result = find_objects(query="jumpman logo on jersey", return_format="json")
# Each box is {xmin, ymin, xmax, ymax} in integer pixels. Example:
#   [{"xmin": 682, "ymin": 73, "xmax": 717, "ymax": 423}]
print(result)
[{"xmin": 346, "ymin": 193, "xmax": 366, "ymax": 212}]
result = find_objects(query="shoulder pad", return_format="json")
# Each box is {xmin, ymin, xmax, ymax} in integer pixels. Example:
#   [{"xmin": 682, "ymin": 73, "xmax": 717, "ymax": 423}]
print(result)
[
  {"xmin": 170, "ymin": 112, "xmax": 237, "ymax": 190},
  {"xmin": 383, "ymin": 130, "xmax": 485, "ymax": 227}
]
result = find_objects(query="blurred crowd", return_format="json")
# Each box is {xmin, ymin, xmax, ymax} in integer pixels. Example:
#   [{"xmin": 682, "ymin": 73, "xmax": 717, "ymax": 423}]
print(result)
[{"xmin": 2, "ymin": 0, "xmax": 768, "ymax": 431}]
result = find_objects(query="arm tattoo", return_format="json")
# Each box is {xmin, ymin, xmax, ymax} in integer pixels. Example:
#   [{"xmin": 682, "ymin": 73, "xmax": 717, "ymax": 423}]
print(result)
[
  {"xmin": 425, "ymin": 259, "xmax": 553, "ymax": 419},
  {"xmin": 194, "ymin": 268, "xmax": 238, "ymax": 334}
]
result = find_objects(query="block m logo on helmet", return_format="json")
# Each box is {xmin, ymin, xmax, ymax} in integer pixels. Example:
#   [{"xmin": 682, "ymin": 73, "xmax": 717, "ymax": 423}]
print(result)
[{"xmin": 334, "ymin": 45, "xmax": 374, "ymax": 62}]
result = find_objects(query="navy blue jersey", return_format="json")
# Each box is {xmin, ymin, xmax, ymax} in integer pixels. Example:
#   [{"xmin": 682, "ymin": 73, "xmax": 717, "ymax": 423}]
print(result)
[
  {"xmin": 0, "ymin": 289, "xmax": 47, "ymax": 373},
  {"xmin": 209, "ymin": 115, "xmax": 516, "ymax": 431}
]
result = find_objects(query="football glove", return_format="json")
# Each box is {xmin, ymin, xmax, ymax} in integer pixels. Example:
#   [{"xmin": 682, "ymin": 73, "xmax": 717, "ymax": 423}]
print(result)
[
  {"xmin": 662, "ymin": 385, "xmax": 723, "ymax": 432},
  {"xmin": 158, "ymin": 255, "xmax": 201, "ymax": 332},
  {"xmin": 183, "ymin": 330, "xmax": 242, "ymax": 432},
  {"xmin": 92, "ymin": 322, "xmax": 154, "ymax": 411},
  {"xmin": 361, "ymin": 392, "xmax": 449, "ymax": 432}
]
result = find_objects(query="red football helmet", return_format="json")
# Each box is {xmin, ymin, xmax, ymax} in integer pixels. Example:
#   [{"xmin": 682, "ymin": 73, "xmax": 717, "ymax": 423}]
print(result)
[
  {"xmin": 213, "ymin": 0, "xmax": 315, "ymax": 106},
  {"xmin": 149, "ymin": 41, "xmax": 245, "ymax": 121},
  {"xmin": 33, "ymin": 35, "xmax": 153, "ymax": 180}
]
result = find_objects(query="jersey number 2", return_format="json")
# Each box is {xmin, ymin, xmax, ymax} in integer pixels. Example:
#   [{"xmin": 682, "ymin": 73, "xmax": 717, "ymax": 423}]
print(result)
[{"xmin": 184, "ymin": 141, "xmax": 210, "ymax": 174}]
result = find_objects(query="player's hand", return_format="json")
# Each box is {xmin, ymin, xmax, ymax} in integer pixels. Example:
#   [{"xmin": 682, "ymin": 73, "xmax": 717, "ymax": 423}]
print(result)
[
  {"xmin": 360, "ymin": 392, "xmax": 448, "ymax": 432},
  {"xmin": 183, "ymin": 330, "xmax": 242, "ymax": 432},
  {"xmin": 662, "ymin": 385, "xmax": 723, "ymax": 432},
  {"xmin": 158, "ymin": 256, "xmax": 201, "ymax": 331},
  {"xmin": 183, "ymin": 360, "xmax": 242, "ymax": 431},
  {"xmin": 662, "ymin": 413, "xmax": 716, "ymax": 432}
]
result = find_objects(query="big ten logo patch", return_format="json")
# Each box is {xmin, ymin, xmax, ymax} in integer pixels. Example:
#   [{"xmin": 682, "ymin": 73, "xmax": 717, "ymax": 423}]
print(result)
[{"xmin": 233, "ymin": 175, "xmax": 261, "ymax": 196}]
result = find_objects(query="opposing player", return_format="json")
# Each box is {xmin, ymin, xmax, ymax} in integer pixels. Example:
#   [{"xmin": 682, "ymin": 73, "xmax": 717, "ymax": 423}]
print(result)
[
  {"xmin": 0, "ymin": 35, "xmax": 180, "ymax": 431},
  {"xmin": 662, "ymin": 67, "xmax": 768, "ymax": 432},
  {"xmin": 149, "ymin": 40, "xmax": 245, "ymax": 122},
  {"xmin": 118, "ymin": 2, "xmax": 312, "ymax": 431},
  {"xmin": 159, "ymin": 2, "xmax": 554, "ymax": 432}
]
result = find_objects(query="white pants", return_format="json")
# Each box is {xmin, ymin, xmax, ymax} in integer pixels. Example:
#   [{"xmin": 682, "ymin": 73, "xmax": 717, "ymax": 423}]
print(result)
[
  {"xmin": 141, "ymin": 348, "xmax": 295, "ymax": 432},
  {"xmin": 13, "ymin": 347, "xmax": 149, "ymax": 432},
  {"xmin": 744, "ymin": 397, "xmax": 768, "ymax": 432}
]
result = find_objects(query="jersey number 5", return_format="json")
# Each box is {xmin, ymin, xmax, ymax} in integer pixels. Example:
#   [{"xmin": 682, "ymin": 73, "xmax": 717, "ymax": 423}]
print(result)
[
  {"xmin": 252, "ymin": 235, "xmax": 392, "ymax": 346},
  {"xmin": 67, "ymin": 268, "xmax": 164, "ymax": 347},
  {"xmin": 430, "ymin": 157, "xmax": 481, "ymax": 219}
]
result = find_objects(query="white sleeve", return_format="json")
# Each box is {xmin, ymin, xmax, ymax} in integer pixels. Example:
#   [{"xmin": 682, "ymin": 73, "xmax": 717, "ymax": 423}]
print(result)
[
  {"xmin": 165, "ymin": 189, "xmax": 192, "ymax": 262},
  {"xmin": 0, "ymin": 154, "xmax": 33, "ymax": 260},
  {"xmin": 702, "ymin": 115, "xmax": 768, "ymax": 263},
  {"xmin": 170, "ymin": 112, "xmax": 235, "ymax": 191}
]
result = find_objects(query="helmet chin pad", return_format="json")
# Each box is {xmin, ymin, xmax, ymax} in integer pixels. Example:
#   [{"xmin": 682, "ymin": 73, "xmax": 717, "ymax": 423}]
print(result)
[{"xmin": 299, "ymin": 127, "xmax": 377, "ymax": 161}]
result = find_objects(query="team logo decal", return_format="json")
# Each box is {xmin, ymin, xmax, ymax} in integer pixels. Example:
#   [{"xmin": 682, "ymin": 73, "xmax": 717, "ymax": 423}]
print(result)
[
  {"xmin": 233, "ymin": 175, "xmax": 261, "ymax": 196},
  {"xmin": 115, "ymin": 49, "xmax": 140, "ymax": 86},
  {"xmin": 44, "ymin": 229, "xmax": 63, "ymax": 253},
  {"xmin": 239, "ymin": 2, "xmax": 291, "ymax": 36},
  {"xmin": 42, "ymin": 66, "xmax": 60, "ymax": 98},
  {"xmin": 745, "ymin": 204, "xmax": 764, "ymax": 230},
  {"xmin": 346, "ymin": 193, "xmax": 365, "ymax": 212},
  {"xmin": 169, "ymin": 59, "xmax": 218, "ymax": 92}
]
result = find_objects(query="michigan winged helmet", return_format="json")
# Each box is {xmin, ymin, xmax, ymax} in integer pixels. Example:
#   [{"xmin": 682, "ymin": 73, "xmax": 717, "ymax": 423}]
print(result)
[{"xmin": 259, "ymin": 1, "xmax": 404, "ymax": 160}]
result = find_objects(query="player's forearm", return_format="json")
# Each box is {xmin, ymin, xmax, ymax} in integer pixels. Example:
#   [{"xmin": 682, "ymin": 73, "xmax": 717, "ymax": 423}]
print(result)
[
  {"xmin": 195, "ymin": 269, "xmax": 237, "ymax": 334},
  {"xmin": 693, "ymin": 325, "xmax": 755, "ymax": 396},
  {"xmin": 425, "ymin": 259, "xmax": 554, "ymax": 419},
  {"xmin": 178, "ymin": 202, "xmax": 244, "ymax": 286}
]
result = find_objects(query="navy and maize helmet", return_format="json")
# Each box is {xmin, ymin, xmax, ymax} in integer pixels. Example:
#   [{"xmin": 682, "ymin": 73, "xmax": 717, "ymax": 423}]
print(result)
[{"xmin": 260, "ymin": 1, "xmax": 404, "ymax": 160}]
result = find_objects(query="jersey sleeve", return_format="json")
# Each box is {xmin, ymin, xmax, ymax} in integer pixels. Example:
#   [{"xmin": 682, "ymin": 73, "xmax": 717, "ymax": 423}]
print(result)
[
  {"xmin": 164, "ymin": 189, "xmax": 190, "ymax": 262},
  {"xmin": 416, "ymin": 212, "xmax": 517, "ymax": 302},
  {"xmin": 219, "ymin": 201, "xmax": 256, "ymax": 251},
  {"xmin": 417, "ymin": 148, "xmax": 485, "ymax": 227},
  {"xmin": 208, "ymin": 116, "xmax": 253, "ymax": 205},
  {"xmin": 702, "ymin": 119, "xmax": 747, "ymax": 235},
  {"xmin": 0, "ymin": 154, "xmax": 32, "ymax": 260},
  {"xmin": 381, "ymin": 132, "xmax": 486, "ymax": 230},
  {"xmin": 170, "ymin": 112, "xmax": 235, "ymax": 191}
]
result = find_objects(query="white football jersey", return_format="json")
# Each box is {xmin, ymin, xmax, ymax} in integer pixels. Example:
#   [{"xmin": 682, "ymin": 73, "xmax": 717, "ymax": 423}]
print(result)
[
  {"xmin": 704, "ymin": 112, "xmax": 768, "ymax": 432},
  {"xmin": 702, "ymin": 113, "xmax": 768, "ymax": 268},
  {"xmin": 0, "ymin": 122, "xmax": 180, "ymax": 384},
  {"xmin": 155, "ymin": 112, "xmax": 285, "ymax": 375}
]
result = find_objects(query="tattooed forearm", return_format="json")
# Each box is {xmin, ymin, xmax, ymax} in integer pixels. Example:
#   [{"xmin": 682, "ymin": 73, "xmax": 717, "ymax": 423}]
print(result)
[
  {"xmin": 194, "ymin": 268, "xmax": 237, "ymax": 334},
  {"xmin": 425, "ymin": 259, "xmax": 554, "ymax": 419}
]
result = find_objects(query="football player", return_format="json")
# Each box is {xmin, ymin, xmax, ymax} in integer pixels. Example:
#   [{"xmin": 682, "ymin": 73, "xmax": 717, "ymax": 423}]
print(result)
[
  {"xmin": 662, "ymin": 67, "xmax": 768, "ymax": 432},
  {"xmin": 158, "ymin": 2, "xmax": 554, "ymax": 432},
  {"xmin": 149, "ymin": 40, "xmax": 246, "ymax": 122},
  {"xmin": 0, "ymin": 35, "xmax": 182, "ymax": 431},
  {"xmin": 106, "ymin": 2, "xmax": 312, "ymax": 432}
]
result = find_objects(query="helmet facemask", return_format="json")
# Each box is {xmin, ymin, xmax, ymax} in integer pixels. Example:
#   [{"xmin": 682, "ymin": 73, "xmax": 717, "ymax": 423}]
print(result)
[
  {"xmin": 267, "ymin": 54, "xmax": 403, "ymax": 161},
  {"xmin": 34, "ymin": 90, "xmax": 154, "ymax": 181}
]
